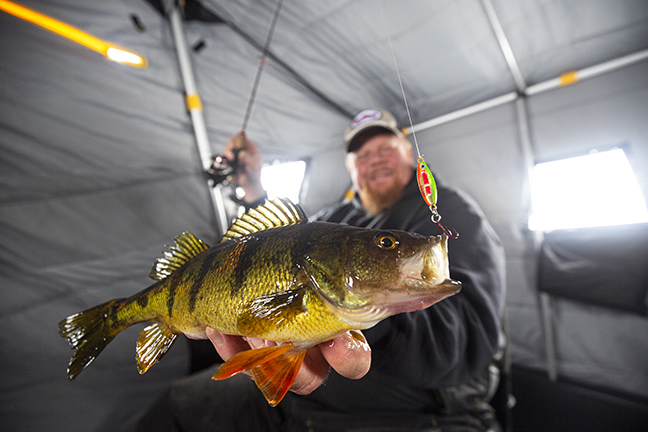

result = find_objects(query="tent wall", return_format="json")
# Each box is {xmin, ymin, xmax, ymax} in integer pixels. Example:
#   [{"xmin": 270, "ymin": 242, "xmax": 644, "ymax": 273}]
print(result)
[
  {"xmin": 1, "ymin": 2, "xmax": 214, "ymax": 431},
  {"xmin": 414, "ymin": 60, "xmax": 648, "ymax": 399}
]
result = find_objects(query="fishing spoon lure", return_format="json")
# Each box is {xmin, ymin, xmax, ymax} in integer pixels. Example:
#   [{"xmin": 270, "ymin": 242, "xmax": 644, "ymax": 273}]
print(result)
[
  {"xmin": 416, "ymin": 157, "xmax": 437, "ymax": 210},
  {"xmin": 416, "ymin": 156, "xmax": 459, "ymax": 239}
]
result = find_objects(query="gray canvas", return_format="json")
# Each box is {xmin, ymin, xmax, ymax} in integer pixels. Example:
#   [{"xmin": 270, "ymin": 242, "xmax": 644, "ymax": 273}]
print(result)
[{"xmin": 1, "ymin": 0, "xmax": 647, "ymax": 430}]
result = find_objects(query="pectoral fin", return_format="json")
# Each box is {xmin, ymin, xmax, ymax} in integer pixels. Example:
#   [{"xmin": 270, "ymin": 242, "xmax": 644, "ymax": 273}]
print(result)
[
  {"xmin": 136, "ymin": 322, "xmax": 179, "ymax": 374},
  {"xmin": 237, "ymin": 287, "xmax": 307, "ymax": 335},
  {"xmin": 212, "ymin": 343, "xmax": 306, "ymax": 406}
]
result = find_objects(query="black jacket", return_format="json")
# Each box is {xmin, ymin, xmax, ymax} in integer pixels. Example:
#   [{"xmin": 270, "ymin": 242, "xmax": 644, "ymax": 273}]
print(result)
[
  {"xmin": 137, "ymin": 172, "xmax": 507, "ymax": 432},
  {"xmin": 297, "ymin": 172, "xmax": 507, "ymax": 430}
]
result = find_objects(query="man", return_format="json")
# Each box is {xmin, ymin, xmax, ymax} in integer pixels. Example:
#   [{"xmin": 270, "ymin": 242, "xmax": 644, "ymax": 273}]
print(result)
[{"xmin": 139, "ymin": 109, "xmax": 506, "ymax": 432}]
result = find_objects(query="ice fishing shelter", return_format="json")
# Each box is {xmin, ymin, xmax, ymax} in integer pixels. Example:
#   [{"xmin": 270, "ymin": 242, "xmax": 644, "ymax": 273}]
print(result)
[{"xmin": 1, "ymin": 0, "xmax": 647, "ymax": 431}]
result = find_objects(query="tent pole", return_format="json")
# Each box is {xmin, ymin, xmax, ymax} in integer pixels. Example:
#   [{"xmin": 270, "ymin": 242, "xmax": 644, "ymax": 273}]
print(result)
[
  {"xmin": 169, "ymin": 6, "xmax": 212, "ymax": 171},
  {"xmin": 526, "ymin": 48, "xmax": 648, "ymax": 95},
  {"xmin": 539, "ymin": 293, "xmax": 558, "ymax": 381},
  {"xmin": 405, "ymin": 92, "xmax": 518, "ymax": 135},
  {"xmin": 407, "ymin": 48, "xmax": 648, "ymax": 134},
  {"xmin": 169, "ymin": 4, "xmax": 229, "ymax": 237},
  {"xmin": 515, "ymin": 97, "xmax": 557, "ymax": 381},
  {"xmin": 480, "ymin": 0, "xmax": 526, "ymax": 91}
]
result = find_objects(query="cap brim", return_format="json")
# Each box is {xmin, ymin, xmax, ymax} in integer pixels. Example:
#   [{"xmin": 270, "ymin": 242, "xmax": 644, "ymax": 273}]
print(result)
[{"xmin": 345, "ymin": 124, "xmax": 403, "ymax": 152}]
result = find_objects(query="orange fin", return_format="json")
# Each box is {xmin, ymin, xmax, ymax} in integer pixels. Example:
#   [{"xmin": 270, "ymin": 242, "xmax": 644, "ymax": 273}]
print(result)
[
  {"xmin": 251, "ymin": 349, "xmax": 306, "ymax": 406},
  {"xmin": 212, "ymin": 343, "xmax": 306, "ymax": 406},
  {"xmin": 136, "ymin": 322, "xmax": 179, "ymax": 374}
]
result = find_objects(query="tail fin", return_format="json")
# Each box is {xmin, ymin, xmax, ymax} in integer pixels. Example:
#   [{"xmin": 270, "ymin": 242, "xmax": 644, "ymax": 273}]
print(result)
[{"xmin": 58, "ymin": 299, "xmax": 125, "ymax": 380}]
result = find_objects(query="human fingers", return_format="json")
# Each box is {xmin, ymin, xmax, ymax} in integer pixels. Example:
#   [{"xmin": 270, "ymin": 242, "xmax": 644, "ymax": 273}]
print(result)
[
  {"xmin": 287, "ymin": 345, "xmax": 332, "ymax": 395},
  {"xmin": 223, "ymin": 133, "xmax": 243, "ymax": 161},
  {"xmin": 204, "ymin": 329, "xmax": 365, "ymax": 396},
  {"xmin": 319, "ymin": 330, "xmax": 371, "ymax": 380},
  {"xmin": 235, "ymin": 140, "xmax": 262, "ymax": 177},
  {"xmin": 205, "ymin": 327, "xmax": 250, "ymax": 361},
  {"xmin": 290, "ymin": 331, "xmax": 371, "ymax": 395},
  {"xmin": 223, "ymin": 132, "xmax": 259, "ymax": 162}
]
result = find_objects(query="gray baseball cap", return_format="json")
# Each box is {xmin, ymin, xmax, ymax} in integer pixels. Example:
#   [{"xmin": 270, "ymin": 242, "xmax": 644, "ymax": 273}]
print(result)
[{"xmin": 344, "ymin": 109, "xmax": 404, "ymax": 152}]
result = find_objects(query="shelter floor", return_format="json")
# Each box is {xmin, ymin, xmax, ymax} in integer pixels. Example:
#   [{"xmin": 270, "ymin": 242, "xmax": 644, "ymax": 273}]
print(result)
[{"xmin": 510, "ymin": 366, "xmax": 648, "ymax": 432}]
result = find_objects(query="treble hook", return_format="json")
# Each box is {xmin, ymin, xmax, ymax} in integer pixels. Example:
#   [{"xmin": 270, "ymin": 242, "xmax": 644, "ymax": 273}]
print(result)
[
  {"xmin": 429, "ymin": 206, "xmax": 459, "ymax": 239},
  {"xmin": 437, "ymin": 221, "xmax": 460, "ymax": 239}
]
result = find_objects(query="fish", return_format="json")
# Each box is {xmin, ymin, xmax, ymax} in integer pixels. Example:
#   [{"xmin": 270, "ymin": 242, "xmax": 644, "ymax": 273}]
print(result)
[{"xmin": 59, "ymin": 198, "xmax": 461, "ymax": 406}]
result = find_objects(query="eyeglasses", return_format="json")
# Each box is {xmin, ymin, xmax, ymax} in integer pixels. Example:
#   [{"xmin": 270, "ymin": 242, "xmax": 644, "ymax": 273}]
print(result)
[{"xmin": 353, "ymin": 143, "xmax": 399, "ymax": 164}]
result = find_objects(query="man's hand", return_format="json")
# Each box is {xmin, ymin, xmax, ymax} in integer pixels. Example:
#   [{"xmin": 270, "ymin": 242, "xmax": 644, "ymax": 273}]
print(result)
[
  {"xmin": 205, "ymin": 327, "xmax": 371, "ymax": 395},
  {"xmin": 223, "ymin": 132, "xmax": 266, "ymax": 204}
]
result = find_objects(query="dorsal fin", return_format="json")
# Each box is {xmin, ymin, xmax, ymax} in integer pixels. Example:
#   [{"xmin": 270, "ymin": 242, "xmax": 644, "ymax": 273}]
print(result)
[
  {"xmin": 220, "ymin": 197, "xmax": 308, "ymax": 243},
  {"xmin": 149, "ymin": 232, "xmax": 210, "ymax": 281}
]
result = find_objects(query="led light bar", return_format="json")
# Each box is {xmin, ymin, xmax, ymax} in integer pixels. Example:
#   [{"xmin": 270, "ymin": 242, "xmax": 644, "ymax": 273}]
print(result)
[{"xmin": 0, "ymin": 0, "xmax": 147, "ymax": 68}]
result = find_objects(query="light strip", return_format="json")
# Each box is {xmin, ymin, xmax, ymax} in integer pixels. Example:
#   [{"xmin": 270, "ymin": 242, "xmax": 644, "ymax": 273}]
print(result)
[{"xmin": 0, "ymin": 0, "xmax": 147, "ymax": 68}]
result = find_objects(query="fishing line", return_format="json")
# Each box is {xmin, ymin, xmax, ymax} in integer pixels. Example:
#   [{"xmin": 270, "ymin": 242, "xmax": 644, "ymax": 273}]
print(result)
[
  {"xmin": 377, "ymin": 0, "xmax": 458, "ymax": 238},
  {"xmin": 240, "ymin": 0, "xmax": 285, "ymax": 133},
  {"xmin": 377, "ymin": 0, "xmax": 421, "ymax": 158}
]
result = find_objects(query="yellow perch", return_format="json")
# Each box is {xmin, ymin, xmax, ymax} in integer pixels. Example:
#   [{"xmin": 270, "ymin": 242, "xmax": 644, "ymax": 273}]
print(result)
[{"xmin": 59, "ymin": 198, "xmax": 461, "ymax": 406}]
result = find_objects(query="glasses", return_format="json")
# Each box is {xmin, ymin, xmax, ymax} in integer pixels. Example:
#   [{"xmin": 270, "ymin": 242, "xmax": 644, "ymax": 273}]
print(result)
[{"xmin": 353, "ymin": 143, "xmax": 399, "ymax": 164}]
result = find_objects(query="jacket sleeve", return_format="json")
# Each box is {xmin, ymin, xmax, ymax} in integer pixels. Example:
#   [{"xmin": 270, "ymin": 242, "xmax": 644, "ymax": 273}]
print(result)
[{"xmin": 365, "ymin": 186, "xmax": 506, "ymax": 388}]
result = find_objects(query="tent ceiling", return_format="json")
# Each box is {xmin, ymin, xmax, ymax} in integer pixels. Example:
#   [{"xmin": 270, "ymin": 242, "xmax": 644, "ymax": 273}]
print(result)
[{"xmin": 192, "ymin": 0, "xmax": 648, "ymax": 155}]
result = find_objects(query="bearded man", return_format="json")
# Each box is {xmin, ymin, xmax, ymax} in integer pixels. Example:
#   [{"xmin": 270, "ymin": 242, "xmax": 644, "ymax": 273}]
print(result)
[{"xmin": 139, "ymin": 109, "xmax": 507, "ymax": 432}]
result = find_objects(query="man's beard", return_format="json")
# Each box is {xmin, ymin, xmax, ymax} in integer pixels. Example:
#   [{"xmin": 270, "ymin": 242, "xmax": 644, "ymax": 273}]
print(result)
[{"xmin": 358, "ymin": 179, "xmax": 407, "ymax": 216}]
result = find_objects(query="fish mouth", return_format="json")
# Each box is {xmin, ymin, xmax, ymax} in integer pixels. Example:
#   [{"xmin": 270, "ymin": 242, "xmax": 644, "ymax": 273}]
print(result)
[
  {"xmin": 399, "ymin": 235, "xmax": 450, "ymax": 287},
  {"xmin": 330, "ymin": 279, "xmax": 461, "ymax": 328},
  {"xmin": 374, "ymin": 279, "xmax": 462, "ymax": 315}
]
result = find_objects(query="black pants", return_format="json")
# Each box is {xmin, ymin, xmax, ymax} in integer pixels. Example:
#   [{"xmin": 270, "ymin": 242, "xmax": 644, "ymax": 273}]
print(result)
[
  {"xmin": 138, "ymin": 365, "xmax": 292, "ymax": 432},
  {"xmin": 137, "ymin": 364, "xmax": 499, "ymax": 432}
]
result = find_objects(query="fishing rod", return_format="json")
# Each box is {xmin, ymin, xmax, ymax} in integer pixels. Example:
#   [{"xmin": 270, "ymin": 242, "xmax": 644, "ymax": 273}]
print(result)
[{"xmin": 209, "ymin": 0, "xmax": 285, "ymax": 185}]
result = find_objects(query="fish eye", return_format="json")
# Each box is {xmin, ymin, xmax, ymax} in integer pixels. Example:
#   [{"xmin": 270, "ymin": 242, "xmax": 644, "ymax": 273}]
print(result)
[{"xmin": 375, "ymin": 233, "xmax": 399, "ymax": 250}]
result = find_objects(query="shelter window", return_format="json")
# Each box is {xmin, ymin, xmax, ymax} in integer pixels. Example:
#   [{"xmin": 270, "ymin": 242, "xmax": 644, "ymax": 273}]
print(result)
[
  {"xmin": 528, "ymin": 148, "xmax": 648, "ymax": 231},
  {"xmin": 260, "ymin": 160, "xmax": 307, "ymax": 204}
]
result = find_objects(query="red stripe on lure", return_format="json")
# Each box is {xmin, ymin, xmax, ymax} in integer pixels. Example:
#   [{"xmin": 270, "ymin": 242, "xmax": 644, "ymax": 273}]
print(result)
[{"xmin": 416, "ymin": 157, "xmax": 459, "ymax": 239}]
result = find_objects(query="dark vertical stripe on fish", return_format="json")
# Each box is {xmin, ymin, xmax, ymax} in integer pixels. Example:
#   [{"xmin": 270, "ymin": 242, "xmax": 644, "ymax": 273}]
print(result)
[
  {"xmin": 136, "ymin": 293, "xmax": 149, "ymax": 309},
  {"xmin": 123, "ymin": 284, "xmax": 155, "ymax": 315},
  {"xmin": 287, "ymin": 233, "xmax": 303, "ymax": 274},
  {"xmin": 291, "ymin": 225, "xmax": 315, "ymax": 262},
  {"xmin": 231, "ymin": 238, "xmax": 262, "ymax": 295},
  {"xmin": 188, "ymin": 255, "xmax": 212, "ymax": 313},
  {"xmin": 166, "ymin": 272, "xmax": 183, "ymax": 318},
  {"xmin": 108, "ymin": 299, "xmax": 127, "ymax": 332}
]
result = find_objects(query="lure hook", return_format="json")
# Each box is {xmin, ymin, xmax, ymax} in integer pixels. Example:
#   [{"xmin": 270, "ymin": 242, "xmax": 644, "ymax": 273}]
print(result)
[
  {"xmin": 429, "ymin": 206, "xmax": 459, "ymax": 239},
  {"xmin": 437, "ymin": 221, "xmax": 460, "ymax": 239}
]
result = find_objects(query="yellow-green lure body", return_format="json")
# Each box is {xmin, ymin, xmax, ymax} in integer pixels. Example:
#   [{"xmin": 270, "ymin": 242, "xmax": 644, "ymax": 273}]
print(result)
[{"xmin": 416, "ymin": 156, "xmax": 459, "ymax": 238}]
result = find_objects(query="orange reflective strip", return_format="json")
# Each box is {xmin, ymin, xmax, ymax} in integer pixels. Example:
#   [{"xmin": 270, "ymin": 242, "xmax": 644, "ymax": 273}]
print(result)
[
  {"xmin": 185, "ymin": 94, "xmax": 203, "ymax": 111},
  {"xmin": 559, "ymin": 70, "xmax": 579, "ymax": 86}
]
